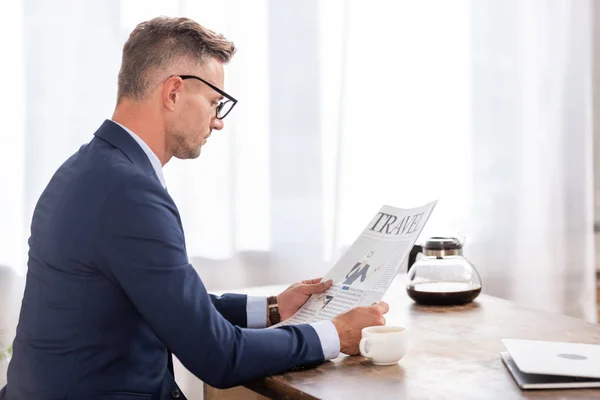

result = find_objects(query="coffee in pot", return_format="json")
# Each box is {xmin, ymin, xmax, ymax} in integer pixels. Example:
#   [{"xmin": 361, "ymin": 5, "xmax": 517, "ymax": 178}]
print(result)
[{"xmin": 406, "ymin": 236, "xmax": 482, "ymax": 305}]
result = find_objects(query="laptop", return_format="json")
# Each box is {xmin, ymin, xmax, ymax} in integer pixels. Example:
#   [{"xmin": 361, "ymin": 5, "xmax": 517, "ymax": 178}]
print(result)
[{"xmin": 500, "ymin": 338, "xmax": 600, "ymax": 390}]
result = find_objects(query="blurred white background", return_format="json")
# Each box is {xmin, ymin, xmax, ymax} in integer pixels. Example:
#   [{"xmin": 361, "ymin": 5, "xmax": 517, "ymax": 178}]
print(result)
[{"xmin": 0, "ymin": 0, "xmax": 596, "ymax": 323}]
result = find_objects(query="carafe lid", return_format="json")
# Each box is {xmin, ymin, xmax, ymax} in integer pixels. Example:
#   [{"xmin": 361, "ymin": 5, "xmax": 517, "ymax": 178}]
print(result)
[{"xmin": 423, "ymin": 237, "xmax": 462, "ymax": 250}]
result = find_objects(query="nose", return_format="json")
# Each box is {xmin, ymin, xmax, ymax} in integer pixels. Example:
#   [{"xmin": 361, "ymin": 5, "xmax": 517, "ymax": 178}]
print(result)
[{"xmin": 211, "ymin": 117, "xmax": 224, "ymax": 131}]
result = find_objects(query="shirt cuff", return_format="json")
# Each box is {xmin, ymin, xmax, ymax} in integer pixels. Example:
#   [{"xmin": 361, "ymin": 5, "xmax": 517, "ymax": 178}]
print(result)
[
  {"xmin": 246, "ymin": 296, "xmax": 267, "ymax": 328},
  {"xmin": 309, "ymin": 320, "xmax": 341, "ymax": 360}
]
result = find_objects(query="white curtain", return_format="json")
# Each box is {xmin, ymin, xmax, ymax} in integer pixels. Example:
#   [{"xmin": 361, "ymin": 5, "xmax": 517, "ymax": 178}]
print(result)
[
  {"xmin": 468, "ymin": 0, "xmax": 596, "ymax": 322},
  {"xmin": 0, "ymin": 0, "xmax": 596, "ymax": 322}
]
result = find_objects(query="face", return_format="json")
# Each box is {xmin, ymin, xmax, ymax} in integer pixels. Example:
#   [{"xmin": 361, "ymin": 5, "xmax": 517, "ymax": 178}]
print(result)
[{"xmin": 162, "ymin": 58, "xmax": 226, "ymax": 159}]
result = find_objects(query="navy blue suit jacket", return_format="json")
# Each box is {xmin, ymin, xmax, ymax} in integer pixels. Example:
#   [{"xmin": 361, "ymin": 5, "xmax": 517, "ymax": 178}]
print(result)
[{"xmin": 0, "ymin": 120, "xmax": 324, "ymax": 399}]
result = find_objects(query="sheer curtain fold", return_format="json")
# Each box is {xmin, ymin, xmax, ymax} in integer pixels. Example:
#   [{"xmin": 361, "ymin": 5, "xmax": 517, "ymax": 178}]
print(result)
[
  {"xmin": 0, "ymin": 0, "xmax": 26, "ymax": 276},
  {"xmin": 0, "ymin": 0, "xmax": 595, "ymax": 320},
  {"xmin": 470, "ymin": 0, "xmax": 595, "ymax": 321}
]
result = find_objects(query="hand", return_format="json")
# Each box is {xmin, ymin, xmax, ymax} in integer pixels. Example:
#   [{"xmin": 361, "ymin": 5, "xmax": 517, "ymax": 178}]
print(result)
[
  {"xmin": 332, "ymin": 302, "xmax": 389, "ymax": 355},
  {"xmin": 276, "ymin": 278, "xmax": 333, "ymax": 321}
]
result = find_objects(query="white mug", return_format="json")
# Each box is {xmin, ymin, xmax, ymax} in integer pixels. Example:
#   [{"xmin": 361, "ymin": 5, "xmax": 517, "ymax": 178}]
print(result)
[{"xmin": 359, "ymin": 326, "xmax": 408, "ymax": 365}]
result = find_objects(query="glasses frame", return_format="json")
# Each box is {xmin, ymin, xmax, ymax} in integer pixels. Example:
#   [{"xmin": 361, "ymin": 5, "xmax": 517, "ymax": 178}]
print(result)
[{"xmin": 177, "ymin": 74, "xmax": 237, "ymax": 120}]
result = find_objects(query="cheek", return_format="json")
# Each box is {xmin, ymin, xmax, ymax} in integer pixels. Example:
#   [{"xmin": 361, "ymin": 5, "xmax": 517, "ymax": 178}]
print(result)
[{"xmin": 191, "ymin": 99, "xmax": 212, "ymax": 129}]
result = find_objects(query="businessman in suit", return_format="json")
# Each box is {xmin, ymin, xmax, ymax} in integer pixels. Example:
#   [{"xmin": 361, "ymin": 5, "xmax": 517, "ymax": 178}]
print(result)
[{"xmin": 0, "ymin": 17, "xmax": 388, "ymax": 399}]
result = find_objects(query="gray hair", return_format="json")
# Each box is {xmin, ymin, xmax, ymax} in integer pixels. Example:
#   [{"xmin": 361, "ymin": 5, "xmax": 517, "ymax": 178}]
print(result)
[{"xmin": 117, "ymin": 16, "xmax": 236, "ymax": 102}]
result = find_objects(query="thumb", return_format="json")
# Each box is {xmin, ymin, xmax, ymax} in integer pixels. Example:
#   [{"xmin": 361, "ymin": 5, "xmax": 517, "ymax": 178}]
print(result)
[
  {"xmin": 303, "ymin": 279, "xmax": 333, "ymax": 294},
  {"xmin": 302, "ymin": 277, "xmax": 324, "ymax": 285}
]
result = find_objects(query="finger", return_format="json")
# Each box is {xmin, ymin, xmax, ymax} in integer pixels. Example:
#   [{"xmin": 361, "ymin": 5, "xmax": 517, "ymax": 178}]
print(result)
[{"xmin": 375, "ymin": 301, "xmax": 390, "ymax": 314}]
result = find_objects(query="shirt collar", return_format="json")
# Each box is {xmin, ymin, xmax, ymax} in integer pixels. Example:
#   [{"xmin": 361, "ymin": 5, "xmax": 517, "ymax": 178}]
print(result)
[{"xmin": 111, "ymin": 120, "xmax": 167, "ymax": 189}]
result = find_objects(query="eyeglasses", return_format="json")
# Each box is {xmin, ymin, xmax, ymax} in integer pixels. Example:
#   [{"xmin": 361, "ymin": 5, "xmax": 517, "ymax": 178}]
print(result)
[{"xmin": 177, "ymin": 75, "xmax": 237, "ymax": 120}]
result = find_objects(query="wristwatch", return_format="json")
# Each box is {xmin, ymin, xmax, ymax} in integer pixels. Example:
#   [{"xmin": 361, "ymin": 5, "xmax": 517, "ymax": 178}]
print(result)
[{"xmin": 267, "ymin": 296, "xmax": 281, "ymax": 326}]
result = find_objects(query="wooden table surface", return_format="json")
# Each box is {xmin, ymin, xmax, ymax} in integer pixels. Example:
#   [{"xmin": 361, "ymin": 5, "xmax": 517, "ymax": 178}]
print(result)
[{"xmin": 206, "ymin": 276, "xmax": 600, "ymax": 400}]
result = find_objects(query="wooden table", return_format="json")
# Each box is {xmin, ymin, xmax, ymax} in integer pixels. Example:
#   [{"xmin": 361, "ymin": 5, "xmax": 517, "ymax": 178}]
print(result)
[{"xmin": 205, "ymin": 276, "xmax": 600, "ymax": 400}]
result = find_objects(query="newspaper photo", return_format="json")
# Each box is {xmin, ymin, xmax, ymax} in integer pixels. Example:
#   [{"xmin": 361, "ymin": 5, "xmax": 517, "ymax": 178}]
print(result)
[{"xmin": 270, "ymin": 201, "xmax": 437, "ymax": 328}]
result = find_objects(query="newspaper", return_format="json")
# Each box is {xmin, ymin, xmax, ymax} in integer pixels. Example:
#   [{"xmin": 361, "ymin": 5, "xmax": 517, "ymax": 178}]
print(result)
[{"xmin": 270, "ymin": 201, "xmax": 437, "ymax": 328}]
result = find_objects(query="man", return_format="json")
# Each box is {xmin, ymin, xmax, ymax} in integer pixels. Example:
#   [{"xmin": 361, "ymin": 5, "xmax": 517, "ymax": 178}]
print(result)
[
  {"xmin": 343, "ymin": 251, "xmax": 375, "ymax": 286},
  {"xmin": 0, "ymin": 17, "xmax": 388, "ymax": 399}
]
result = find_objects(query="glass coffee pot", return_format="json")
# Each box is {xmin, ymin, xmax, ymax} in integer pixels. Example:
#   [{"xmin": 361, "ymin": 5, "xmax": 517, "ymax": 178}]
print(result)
[{"xmin": 406, "ymin": 236, "xmax": 482, "ymax": 305}]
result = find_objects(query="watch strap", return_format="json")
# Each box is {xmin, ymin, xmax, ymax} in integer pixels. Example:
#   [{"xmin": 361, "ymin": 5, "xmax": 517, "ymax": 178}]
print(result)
[{"xmin": 267, "ymin": 295, "xmax": 281, "ymax": 326}]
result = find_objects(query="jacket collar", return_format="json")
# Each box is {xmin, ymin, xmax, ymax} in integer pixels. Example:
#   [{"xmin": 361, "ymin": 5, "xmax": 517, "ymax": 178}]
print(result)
[{"xmin": 93, "ymin": 119, "xmax": 162, "ymax": 186}]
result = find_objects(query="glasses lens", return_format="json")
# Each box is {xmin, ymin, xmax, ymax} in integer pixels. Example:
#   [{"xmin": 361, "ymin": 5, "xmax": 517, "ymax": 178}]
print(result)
[{"xmin": 217, "ymin": 100, "xmax": 234, "ymax": 119}]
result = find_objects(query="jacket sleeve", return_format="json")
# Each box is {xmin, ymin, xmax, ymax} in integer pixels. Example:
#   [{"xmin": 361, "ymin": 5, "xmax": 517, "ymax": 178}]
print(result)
[
  {"xmin": 94, "ymin": 178, "xmax": 325, "ymax": 388},
  {"xmin": 208, "ymin": 293, "xmax": 248, "ymax": 327}
]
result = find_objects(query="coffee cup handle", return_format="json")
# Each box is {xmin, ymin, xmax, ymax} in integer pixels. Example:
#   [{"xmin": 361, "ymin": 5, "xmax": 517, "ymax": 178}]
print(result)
[{"xmin": 359, "ymin": 338, "xmax": 371, "ymax": 357}]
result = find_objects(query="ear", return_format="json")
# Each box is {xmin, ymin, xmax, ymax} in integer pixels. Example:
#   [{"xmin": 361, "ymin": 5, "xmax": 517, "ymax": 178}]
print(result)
[{"xmin": 161, "ymin": 76, "xmax": 184, "ymax": 111}]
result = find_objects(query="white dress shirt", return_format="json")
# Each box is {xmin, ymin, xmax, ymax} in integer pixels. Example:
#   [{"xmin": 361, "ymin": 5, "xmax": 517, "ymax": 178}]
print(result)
[{"xmin": 111, "ymin": 120, "xmax": 341, "ymax": 360}]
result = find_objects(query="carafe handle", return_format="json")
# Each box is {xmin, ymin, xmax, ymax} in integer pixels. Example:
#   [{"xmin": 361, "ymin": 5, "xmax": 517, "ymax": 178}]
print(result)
[{"xmin": 408, "ymin": 245, "xmax": 423, "ymax": 273}]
